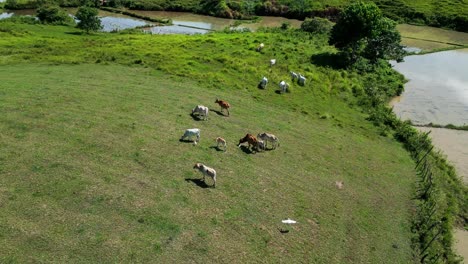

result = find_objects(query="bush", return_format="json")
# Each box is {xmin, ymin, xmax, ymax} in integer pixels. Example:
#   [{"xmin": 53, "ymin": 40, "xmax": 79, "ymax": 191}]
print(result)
[
  {"xmin": 301, "ymin": 17, "xmax": 333, "ymax": 34},
  {"xmin": 37, "ymin": 5, "xmax": 75, "ymax": 25}
]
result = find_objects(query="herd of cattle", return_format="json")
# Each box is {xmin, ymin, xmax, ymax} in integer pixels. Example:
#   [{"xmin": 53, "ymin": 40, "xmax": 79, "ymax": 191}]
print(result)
[{"xmin": 188, "ymin": 43, "xmax": 303, "ymax": 187}]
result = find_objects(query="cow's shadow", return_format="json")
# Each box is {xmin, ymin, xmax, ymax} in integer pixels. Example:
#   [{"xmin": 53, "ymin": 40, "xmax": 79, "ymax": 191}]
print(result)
[
  {"xmin": 179, "ymin": 139, "xmax": 196, "ymax": 143},
  {"xmin": 310, "ymin": 52, "xmax": 345, "ymax": 69},
  {"xmin": 209, "ymin": 146, "xmax": 225, "ymax": 152},
  {"xmin": 239, "ymin": 145, "xmax": 256, "ymax": 154},
  {"xmin": 191, "ymin": 113, "xmax": 206, "ymax": 121},
  {"xmin": 212, "ymin": 109, "xmax": 228, "ymax": 117},
  {"xmin": 185, "ymin": 178, "xmax": 212, "ymax": 188},
  {"xmin": 275, "ymin": 90, "xmax": 284, "ymax": 94}
]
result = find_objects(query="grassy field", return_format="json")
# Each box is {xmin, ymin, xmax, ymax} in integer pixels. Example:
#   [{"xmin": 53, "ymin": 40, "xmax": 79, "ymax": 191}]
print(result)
[{"xmin": 0, "ymin": 22, "xmax": 419, "ymax": 262}]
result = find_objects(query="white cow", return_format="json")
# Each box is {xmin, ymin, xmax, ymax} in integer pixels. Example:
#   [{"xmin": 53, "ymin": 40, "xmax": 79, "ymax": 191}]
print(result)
[
  {"xmin": 193, "ymin": 163, "xmax": 217, "ymax": 187},
  {"xmin": 257, "ymin": 132, "xmax": 280, "ymax": 149},
  {"xmin": 270, "ymin": 59, "xmax": 276, "ymax": 67},
  {"xmin": 259, "ymin": 76, "xmax": 268, "ymax": 89},
  {"xmin": 279, "ymin": 81, "xmax": 289, "ymax": 93},
  {"xmin": 290, "ymin": 71, "xmax": 298, "ymax": 81},
  {"xmin": 256, "ymin": 43, "xmax": 265, "ymax": 52},
  {"xmin": 192, "ymin": 105, "xmax": 209, "ymax": 120},
  {"xmin": 181, "ymin": 128, "xmax": 200, "ymax": 144},
  {"xmin": 298, "ymin": 74, "xmax": 306, "ymax": 86}
]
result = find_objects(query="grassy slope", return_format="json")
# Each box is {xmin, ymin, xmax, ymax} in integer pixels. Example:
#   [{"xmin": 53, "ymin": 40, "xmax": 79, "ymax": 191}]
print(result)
[{"xmin": 0, "ymin": 24, "xmax": 416, "ymax": 262}]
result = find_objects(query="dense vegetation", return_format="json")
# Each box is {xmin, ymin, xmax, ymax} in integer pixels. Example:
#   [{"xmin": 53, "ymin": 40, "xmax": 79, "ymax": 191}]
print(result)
[{"xmin": 4, "ymin": 0, "xmax": 468, "ymax": 32}]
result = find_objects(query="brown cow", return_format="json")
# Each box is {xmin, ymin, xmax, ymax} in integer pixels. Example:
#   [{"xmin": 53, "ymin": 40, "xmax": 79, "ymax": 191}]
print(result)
[
  {"xmin": 215, "ymin": 98, "xmax": 230, "ymax": 116},
  {"xmin": 237, "ymin": 134, "xmax": 258, "ymax": 151}
]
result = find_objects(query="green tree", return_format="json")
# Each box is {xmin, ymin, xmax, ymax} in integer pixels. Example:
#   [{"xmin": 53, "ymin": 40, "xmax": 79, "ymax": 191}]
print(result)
[
  {"xmin": 301, "ymin": 17, "xmax": 333, "ymax": 34},
  {"xmin": 75, "ymin": 6, "xmax": 102, "ymax": 33},
  {"xmin": 329, "ymin": 2, "xmax": 404, "ymax": 64},
  {"xmin": 37, "ymin": 5, "xmax": 75, "ymax": 25}
]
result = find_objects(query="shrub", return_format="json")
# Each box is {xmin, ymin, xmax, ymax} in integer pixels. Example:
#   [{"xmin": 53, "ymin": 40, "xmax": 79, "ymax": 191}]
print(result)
[
  {"xmin": 301, "ymin": 17, "xmax": 333, "ymax": 34},
  {"xmin": 37, "ymin": 5, "xmax": 75, "ymax": 25}
]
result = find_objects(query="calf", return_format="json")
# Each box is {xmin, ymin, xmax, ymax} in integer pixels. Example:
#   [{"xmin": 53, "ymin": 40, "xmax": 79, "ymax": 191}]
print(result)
[
  {"xmin": 215, "ymin": 98, "xmax": 230, "ymax": 116},
  {"xmin": 215, "ymin": 137, "xmax": 227, "ymax": 151},
  {"xmin": 256, "ymin": 43, "xmax": 265, "ymax": 52},
  {"xmin": 181, "ymin": 128, "xmax": 200, "ymax": 144},
  {"xmin": 192, "ymin": 105, "xmax": 209, "ymax": 120},
  {"xmin": 193, "ymin": 163, "xmax": 216, "ymax": 187},
  {"xmin": 257, "ymin": 139, "xmax": 265, "ymax": 151},
  {"xmin": 270, "ymin": 59, "xmax": 276, "ymax": 67},
  {"xmin": 257, "ymin": 132, "xmax": 280, "ymax": 149}
]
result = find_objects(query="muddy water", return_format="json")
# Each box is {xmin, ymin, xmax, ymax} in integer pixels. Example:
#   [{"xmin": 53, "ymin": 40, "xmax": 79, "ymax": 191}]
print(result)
[
  {"xmin": 390, "ymin": 49, "xmax": 468, "ymax": 126},
  {"xmin": 416, "ymin": 127, "xmax": 468, "ymax": 182},
  {"xmin": 395, "ymin": 49, "xmax": 468, "ymax": 262}
]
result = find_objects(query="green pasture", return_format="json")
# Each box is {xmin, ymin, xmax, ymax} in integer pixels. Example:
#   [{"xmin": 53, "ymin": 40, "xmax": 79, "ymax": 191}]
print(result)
[{"xmin": 0, "ymin": 22, "xmax": 418, "ymax": 262}]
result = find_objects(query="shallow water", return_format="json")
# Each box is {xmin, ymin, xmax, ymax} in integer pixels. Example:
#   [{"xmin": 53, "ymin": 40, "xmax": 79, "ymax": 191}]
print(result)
[
  {"xmin": 391, "ymin": 49, "xmax": 468, "ymax": 126},
  {"xmin": 0, "ymin": 12, "xmax": 13, "ymax": 19},
  {"xmin": 144, "ymin": 25, "xmax": 209, "ymax": 35},
  {"xmin": 100, "ymin": 16, "xmax": 148, "ymax": 32},
  {"xmin": 416, "ymin": 127, "xmax": 468, "ymax": 183}
]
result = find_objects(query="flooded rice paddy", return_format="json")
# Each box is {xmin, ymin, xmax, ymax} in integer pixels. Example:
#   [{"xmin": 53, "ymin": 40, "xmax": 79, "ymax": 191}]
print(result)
[{"xmin": 391, "ymin": 49, "xmax": 468, "ymax": 126}]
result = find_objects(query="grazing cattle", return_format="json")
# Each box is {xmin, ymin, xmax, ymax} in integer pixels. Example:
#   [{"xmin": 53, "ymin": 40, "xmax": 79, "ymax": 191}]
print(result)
[
  {"xmin": 298, "ymin": 74, "xmax": 306, "ymax": 86},
  {"xmin": 215, "ymin": 98, "xmax": 230, "ymax": 116},
  {"xmin": 237, "ymin": 133, "xmax": 258, "ymax": 151},
  {"xmin": 192, "ymin": 105, "xmax": 209, "ymax": 120},
  {"xmin": 270, "ymin": 59, "xmax": 276, "ymax": 67},
  {"xmin": 215, "ymin": 137, "xmax": 227, "ymax": 151},
  {"xmin": 290, "ymin": 71, "xmax": 298, "ymax": 81},
  {"xmin": 259, "ymin": 76, "xmax": 268, "ymax": 89},
  {"xmin": 256, "ymin": 43, "xmax": 265, "ymax": 52},
  {"xmin": 181, "ymin": 128, "xmax": 200, "ymax": 144},
  {"xmin": 193, "ymin": 163, "xmax": 217, "ymax": 187},
  {"xmin": 279, "ymin": 81, "xmax": 289, "ymax": 93},
  {"xmin": 257, "ymin": 132, "xmax": 280, "ymax": 149}
]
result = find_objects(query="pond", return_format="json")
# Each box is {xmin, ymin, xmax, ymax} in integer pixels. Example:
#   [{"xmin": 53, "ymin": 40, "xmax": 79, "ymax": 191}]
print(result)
[
  {"xmin": 1, "ymin": 9, "xmax": 303, "ymax": 34},
  {"xmin": 390, "ymin": 48, "xmax": 468, "ymax": 126}
]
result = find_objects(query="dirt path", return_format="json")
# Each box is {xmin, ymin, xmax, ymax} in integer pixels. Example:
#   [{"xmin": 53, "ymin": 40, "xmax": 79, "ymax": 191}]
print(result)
[{"xmin": 416, "ymin": 127, "xmax": 468, "ymax": 262}]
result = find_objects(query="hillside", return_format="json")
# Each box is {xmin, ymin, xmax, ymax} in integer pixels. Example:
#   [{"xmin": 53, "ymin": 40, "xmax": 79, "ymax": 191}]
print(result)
[{"xmin": 0, "ymin": 22, "xmax": 419, "ymax": 262}]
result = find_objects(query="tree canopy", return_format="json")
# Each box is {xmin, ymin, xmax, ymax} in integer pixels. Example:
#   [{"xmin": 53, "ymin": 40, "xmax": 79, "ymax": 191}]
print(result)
[
  {"xmin": 329, "ymin": 2, "xmax": 404, "ymax": 64},
  {"xmin": 75, "ymin": 6, "xmax": 102, "ymax": 33},
  {"xmin": 37, "ymin": 4, "xmax": 75, "ymax": 25}
]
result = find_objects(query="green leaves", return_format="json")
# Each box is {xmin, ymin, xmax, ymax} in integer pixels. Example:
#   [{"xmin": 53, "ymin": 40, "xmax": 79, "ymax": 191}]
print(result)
[
  {"xmin": 75, "ymin": 6, "xmax": 102, "ymax": 33},
  {"xmin": 329, "ymin": 2, "xmax": 404, "ymax": 64}
]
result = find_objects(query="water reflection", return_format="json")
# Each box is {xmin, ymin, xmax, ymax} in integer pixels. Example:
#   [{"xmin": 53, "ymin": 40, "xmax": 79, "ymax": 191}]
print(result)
[
  {"xmin": 144, "ymin": 25, "xmax": 209, "ymax": 35},
  {"xmin": 100, "ymin": 16, "xmax": 147, "ymax": 32},
  {"xmin": 0, "ymin": 12, "xmax": 13, "ymax": 19},
  {"xmin": 391, "ymin": 49, "xmax": 468, "ymax": 125}
]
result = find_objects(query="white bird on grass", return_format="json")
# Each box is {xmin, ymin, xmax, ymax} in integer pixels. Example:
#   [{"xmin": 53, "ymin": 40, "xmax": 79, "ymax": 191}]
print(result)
[{"xmin": 282, "ymin": 218, "xmax": 298, "ymax": 224}]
